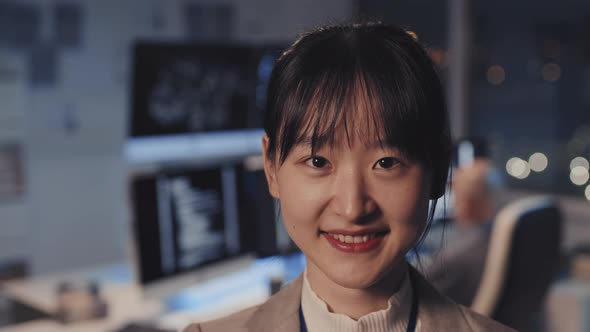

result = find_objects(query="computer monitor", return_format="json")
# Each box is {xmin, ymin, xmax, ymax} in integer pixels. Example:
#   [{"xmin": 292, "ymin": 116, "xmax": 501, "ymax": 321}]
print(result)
[
  {"xmin": 129, "ymin": 159, "xmax": 294, "ymax": 300},
  {"xmin": 130, "ymin": 41, "xmax": 283, "ymax": 137},
  {"xmin": 126, "ymin": 41, "xmax": 284, "ymax": 172},
  {"xmin": 238, "ymin": 155, "xmax": 295, "ymax": 257},
  {"xmin": 127, "ymin": 40, "xmax": 295, "ymax": 301}
]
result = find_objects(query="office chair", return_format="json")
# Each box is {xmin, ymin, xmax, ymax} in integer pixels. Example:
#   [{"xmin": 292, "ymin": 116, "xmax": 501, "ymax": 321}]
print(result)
[{"xmin": 471, "ymin": 196, "xmax": 562, "ymax": 331}]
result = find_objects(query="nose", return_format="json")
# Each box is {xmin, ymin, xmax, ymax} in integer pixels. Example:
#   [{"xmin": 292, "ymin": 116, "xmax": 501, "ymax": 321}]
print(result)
[{"xmin": 329, "ymin": 169, "xmax": 377, "ymax": 222}]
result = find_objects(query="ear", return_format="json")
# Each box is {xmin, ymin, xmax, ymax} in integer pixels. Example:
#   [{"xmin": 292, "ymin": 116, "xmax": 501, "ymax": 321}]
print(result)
[{"xmin": 262, "ymin": 135, "xmax": 280, "ymax": 198}]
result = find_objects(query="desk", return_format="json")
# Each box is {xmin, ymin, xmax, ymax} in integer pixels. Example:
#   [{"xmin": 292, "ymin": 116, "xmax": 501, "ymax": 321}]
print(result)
[
  {"xmin": 0, "ymin": 262, "xmax": 161, "ymax": 332},
  {"xmin": 0, "ymin": 254, "xmax": 305, "ymax": 332}
]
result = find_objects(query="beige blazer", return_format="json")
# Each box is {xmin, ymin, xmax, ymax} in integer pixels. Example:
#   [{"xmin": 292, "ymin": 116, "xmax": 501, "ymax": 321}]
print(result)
[{"xmin": 183, "ymin": 266, "xmax": 516, "ymax": 332}]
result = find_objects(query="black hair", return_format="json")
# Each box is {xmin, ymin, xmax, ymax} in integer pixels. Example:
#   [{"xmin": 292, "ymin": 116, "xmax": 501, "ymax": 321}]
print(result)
[{"xmin": 264, "ymin": 21, "xmax": 451, "ymax": 212}]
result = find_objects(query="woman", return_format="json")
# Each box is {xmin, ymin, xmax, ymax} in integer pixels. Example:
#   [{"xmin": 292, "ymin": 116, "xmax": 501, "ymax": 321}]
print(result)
[{"xmin": 184, "ymin": 22, "xmax": 514, "ymax": 332}]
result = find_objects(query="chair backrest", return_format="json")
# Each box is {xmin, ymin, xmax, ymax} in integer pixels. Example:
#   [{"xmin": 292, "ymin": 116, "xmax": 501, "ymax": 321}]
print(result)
[{"xmin": 471, "ymin": 196, "xmax": 562, "ymax": 331}]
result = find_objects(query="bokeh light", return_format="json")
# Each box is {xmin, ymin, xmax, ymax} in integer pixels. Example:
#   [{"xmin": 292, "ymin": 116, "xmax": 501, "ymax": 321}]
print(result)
[
  {"xmin": 528, "ymin": 152, "xmax": 548, "ymax": 172},
  {"xmin": 506, "ymin": 157, "xmax": 530, "ymax": 179},
  {"xmin": 542, "ymin": 63, "xmax": 561, "ymax": 82},
  {"xmin": 570, "ymin": 157, "xmax": 589, "ymax": 171},
  {"xmin": 570, "ymin": 166, "xmax": 589, "ymax": 186},
  {"xmin": 487, "ymin": 65, "xmax": 505, "ymax": 85}
]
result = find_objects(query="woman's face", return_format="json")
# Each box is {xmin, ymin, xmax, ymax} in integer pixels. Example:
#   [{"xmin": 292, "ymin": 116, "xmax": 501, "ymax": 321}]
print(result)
[{"xmin": 262, "ymin": 127, "xmax": 431, "ymax": 291}]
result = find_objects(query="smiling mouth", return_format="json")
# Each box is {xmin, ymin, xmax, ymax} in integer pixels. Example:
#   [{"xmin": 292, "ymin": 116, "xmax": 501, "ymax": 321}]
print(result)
[
  {"xmin": 326, "ymin": 232, "xmax": 380, "ymax": 243},
  {"xmin": 321, "ymin": 230, "xmax": 389, "ymax": 253}
]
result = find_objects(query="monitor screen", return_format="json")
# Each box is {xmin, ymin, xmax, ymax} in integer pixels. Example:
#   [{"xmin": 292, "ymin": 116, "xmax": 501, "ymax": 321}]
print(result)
[
  {"xmin": 130, "ymin": 161, "xmax": 295, "ymax": 294},
  {"xmin": 130, "ymin": 42, "xmax": 282, "ymax": 137}
]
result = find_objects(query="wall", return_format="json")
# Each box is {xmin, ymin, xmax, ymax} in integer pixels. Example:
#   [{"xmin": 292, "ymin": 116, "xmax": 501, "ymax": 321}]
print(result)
[{"xmin": 0, "ymin": 0, "xmax": 353, "ymax": 275}]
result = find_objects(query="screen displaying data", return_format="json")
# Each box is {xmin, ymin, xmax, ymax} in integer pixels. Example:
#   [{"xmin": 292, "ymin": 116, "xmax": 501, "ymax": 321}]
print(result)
[
  {"xmin": 132, "ymin": 166, "xmax": 245, "ymax": 284},
  {"xmin": 130, "ymin": 163, "xmax": 295, "ymax": 286},
  {"xmin": 130, "ymin": 42, "xmax": 282, "ymax": 137}
]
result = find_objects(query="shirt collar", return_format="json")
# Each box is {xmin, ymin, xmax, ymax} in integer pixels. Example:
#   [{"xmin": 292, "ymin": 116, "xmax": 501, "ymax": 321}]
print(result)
[{"xmin": 300, "ymin": 268, "xmax": 414, "ymax": 332}]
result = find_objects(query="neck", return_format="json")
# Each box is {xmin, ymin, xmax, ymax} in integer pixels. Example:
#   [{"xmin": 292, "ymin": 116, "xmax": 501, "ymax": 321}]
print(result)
[{"xmin": 306, "ymin": 262, "xmax": 408, "ymax": 320}]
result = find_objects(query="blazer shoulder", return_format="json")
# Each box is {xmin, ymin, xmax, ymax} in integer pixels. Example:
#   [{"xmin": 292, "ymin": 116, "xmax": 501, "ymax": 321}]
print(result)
[
  {"xmin": 459, "ymin": 305, "xmax": 518, "ymax": 332},
  {"xmin": 183, "ymin": 274, "xmax": 304, "ymax": 332},
  {"xmin": 409, "ymin": 266, "xmax": 516, "ymax": 332},
  {"xmin": 182, "ymin": 305, "xmax": 260, "ymax": 332}
]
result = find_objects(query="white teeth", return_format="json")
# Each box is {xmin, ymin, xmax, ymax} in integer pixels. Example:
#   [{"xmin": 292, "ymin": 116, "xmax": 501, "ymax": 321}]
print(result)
[{"xmin": 329, "ymin": 233, "xmax": 378, "ymax": 244}]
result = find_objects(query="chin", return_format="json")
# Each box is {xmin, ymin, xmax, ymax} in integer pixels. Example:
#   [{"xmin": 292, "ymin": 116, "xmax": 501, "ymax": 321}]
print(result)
[
  {"xmin": 337, "ymin": 259, "xmax": 407, "ymax": 290},
  {"xmin": 326, "ymin": 269, "xmax": 385, "ymax": 290}
]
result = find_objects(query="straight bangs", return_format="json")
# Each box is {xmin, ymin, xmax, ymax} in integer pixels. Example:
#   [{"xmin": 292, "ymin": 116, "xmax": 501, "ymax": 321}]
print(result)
[{"xmin": 273, "ymin": 40, "xmax": 437, "ymax": 169}]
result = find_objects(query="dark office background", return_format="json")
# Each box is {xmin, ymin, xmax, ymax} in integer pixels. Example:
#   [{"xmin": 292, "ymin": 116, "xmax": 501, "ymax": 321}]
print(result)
[{"xmin": 0, "ymin": 0, "xmax": 588, "ymax": 279}]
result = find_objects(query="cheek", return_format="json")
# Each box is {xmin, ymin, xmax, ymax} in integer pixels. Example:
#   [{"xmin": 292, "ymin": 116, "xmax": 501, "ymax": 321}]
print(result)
[
  {"xmin": 378, "ymin": 179, "xmax": 430, "ymax": 236},
  {"xmin": 275, "ymin": 169, "xmax": 327, "ymax": 228}
]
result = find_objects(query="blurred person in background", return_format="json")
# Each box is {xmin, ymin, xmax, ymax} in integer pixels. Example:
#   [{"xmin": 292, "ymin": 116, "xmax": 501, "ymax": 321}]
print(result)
[{"xmin": 425, "ymin": 157, "xmax": 499, "ymax": 307}]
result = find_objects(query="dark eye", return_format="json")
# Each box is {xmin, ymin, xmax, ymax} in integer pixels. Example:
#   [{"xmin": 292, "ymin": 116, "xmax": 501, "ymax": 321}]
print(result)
[
  {"xmin": 375, "ymin": 157, "xmax": 399, "ymax": 169},
  {"xmin": 307, "ymin": 156, "xmax": 329, "ymax": 169}
]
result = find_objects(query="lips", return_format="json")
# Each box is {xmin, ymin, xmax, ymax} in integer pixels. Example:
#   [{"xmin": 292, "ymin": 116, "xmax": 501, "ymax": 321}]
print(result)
[{"xmin": 321, "ymin": 229, "xmax": 388, "ymax": 253}]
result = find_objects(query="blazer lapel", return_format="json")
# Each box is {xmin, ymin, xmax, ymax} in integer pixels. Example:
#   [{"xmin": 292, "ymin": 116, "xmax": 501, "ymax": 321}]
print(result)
[
  {"xmin": 409, "ymin": 266, "xmax": 472, "ymax": 331},
  {"xmin": 245, "ymin": 274, "xmax": 303, "ymax": 332}
]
